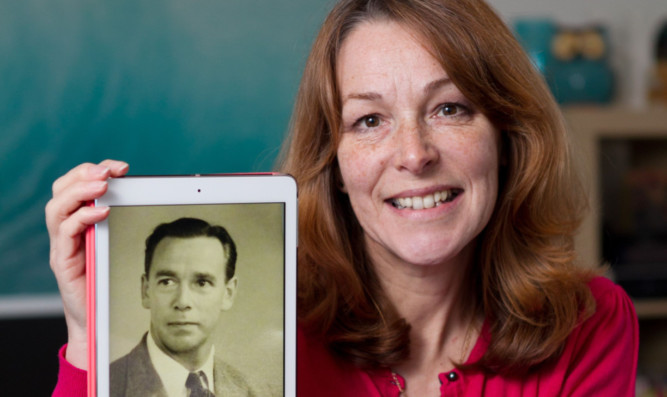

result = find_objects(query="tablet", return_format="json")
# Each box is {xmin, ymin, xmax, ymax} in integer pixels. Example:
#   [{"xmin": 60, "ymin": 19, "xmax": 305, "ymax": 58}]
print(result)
[{"xmin": 86, "ymin": 174, "xmax": 297, "ymax": 397}]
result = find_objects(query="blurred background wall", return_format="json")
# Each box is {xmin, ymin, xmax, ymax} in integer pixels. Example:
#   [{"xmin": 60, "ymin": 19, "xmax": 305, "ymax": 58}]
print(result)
[
  {"xmin": 0, "ymin": 1, "xmax": 329, "ymax": 393},
  {"xmin": 0, "ymin": 0, "xmax": 665, "ymax": 394}
]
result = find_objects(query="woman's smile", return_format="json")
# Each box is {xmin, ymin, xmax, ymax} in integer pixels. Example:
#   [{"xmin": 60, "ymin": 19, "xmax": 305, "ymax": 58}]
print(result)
[{"xmin": 388, "ymin": 187, "xmax": 463, "ymax": 211}]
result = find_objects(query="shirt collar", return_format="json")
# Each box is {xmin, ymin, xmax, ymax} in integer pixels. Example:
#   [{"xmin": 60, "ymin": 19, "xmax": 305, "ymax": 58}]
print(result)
[{"xmin": 146, "ymin": 331, "xmax": 215, "ymax": 397}]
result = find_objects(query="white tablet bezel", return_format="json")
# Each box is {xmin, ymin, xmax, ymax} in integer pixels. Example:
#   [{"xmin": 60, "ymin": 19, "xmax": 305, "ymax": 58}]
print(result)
[{"xmin": 90, "ymin": 174, "xmax": 297, "ymax": 397}]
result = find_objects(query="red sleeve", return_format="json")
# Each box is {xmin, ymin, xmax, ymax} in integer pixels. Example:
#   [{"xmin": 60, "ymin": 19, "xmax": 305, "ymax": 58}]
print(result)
[
  {"xmin": 52, "ymin": 344, "xmax": 87, "ymax": 397},
  {"xmin": 559, "ymin": 277, "xmax": 639, "ymax": 396}
]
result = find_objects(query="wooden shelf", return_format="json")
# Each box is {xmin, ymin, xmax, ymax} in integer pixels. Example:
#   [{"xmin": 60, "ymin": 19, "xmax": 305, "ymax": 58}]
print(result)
[
  {"xmin": 562, "ymin": 106, "xmax": 667, "ymax": 378},
  {"xmin": 563, "ymin": 107, "xmax": 667, "ymax": 322},
  {"xmin": 633, "ymin": 298, "xmax": 667, "ymax": 319},
  {"xmin": 563, "ymin": 106, "xmax": 667, "ymax": 277}
]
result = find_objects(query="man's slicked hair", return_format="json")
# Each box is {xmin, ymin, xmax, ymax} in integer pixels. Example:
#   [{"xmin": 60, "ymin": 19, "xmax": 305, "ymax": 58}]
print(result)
[{"xmin": 144, "ymin": 217, "xmax": 237, "ymax": 281}]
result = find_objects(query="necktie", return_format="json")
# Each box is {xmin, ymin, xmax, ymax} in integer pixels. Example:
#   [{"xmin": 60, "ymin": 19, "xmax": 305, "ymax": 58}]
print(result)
[{"xmin": 186, "ymin": 371, "xmax": 213, "ymax": 397}]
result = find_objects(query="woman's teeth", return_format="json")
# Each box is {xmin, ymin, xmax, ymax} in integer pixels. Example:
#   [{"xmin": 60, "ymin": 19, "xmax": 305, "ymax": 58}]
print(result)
[{"xmin": 391, "ymin": 189, "xmax": 458, "ymax": 210}]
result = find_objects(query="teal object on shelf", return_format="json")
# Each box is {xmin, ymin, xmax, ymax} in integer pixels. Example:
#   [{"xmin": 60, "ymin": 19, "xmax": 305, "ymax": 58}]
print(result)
[
  {"xmin": 549, "ymin": 25, "xmax": 614, "ymax": 104},
  {"xmin": 550, "ymin": 59, "xmax": 614, "ymax": 104},
  {"xmin": 513, "ymin": 19, "xmax": 614, "ymax": 104},
  {"xmin": 513, "ymin": 19, "xmax": 556, "ymax": 75}
]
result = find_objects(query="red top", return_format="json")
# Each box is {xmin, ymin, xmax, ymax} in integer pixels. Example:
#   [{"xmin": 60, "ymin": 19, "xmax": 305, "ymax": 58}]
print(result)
[
  {"xmin": 53, "ymin": 345, "xmax": 87, "ymax": 397},
  {"xmin": 297, "ymin": 277, "xmax": 639, "ymax": 396},
  {"xmin": 53, "ymin": 277, "xmax": 638, "ymax": 397}
]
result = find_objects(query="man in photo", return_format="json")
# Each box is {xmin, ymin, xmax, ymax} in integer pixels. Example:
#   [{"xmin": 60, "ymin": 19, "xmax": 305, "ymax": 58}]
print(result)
[{"xmin": 110, "ymin": 217, "xmax": 256, "ymax": 397}]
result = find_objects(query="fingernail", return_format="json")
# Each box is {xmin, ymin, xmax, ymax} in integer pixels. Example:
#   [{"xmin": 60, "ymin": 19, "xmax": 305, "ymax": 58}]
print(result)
[{"xmin": 94, "ymin": 206, "xmax": 110, "ymax": 214}]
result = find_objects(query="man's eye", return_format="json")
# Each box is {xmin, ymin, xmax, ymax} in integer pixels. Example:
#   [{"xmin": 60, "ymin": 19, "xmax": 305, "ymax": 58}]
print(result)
[
  {"xmin": 157, "ymin": 279, "xmax": 174, "ymax": 286},
  {"xmin": 196, "ymin": 279, "xmax": 213, "ymax": 287}
]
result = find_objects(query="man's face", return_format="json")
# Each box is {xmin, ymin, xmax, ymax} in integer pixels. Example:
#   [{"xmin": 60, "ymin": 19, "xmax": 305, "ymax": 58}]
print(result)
[{"xmin": 142, "ymin": 236, "xmax": 237, "ymax": 357}]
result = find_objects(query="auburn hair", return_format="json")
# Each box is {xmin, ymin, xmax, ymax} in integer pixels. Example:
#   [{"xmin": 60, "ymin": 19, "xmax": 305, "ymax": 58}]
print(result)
[{"xmin": 278, "ymin": 0, "xmax": 597, "ymax": 374}]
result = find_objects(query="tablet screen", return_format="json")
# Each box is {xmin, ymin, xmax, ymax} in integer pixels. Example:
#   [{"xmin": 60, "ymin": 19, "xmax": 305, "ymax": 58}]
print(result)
[{"xmin": 90, "ymin": 175, "xmax": 297, "ymax": 397}]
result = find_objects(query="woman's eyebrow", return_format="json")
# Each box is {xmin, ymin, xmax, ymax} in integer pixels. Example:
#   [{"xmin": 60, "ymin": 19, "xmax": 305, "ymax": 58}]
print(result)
[
  {"xmin": 341, "ymin": 77, "xmax": 453, "ymax": 105},
  {"xmin": 341, "ymin": 91, "xmax": 382, "ymax": 105},
  {"xmin": 423, "ymin": 77, "xmax": 452, "ymax": 95}
]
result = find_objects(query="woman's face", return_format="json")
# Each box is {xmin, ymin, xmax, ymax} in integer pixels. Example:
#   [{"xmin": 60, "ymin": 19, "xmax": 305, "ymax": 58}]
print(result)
[{"xmin": 336, "ymin": 21, "xmax": 500, "ymax": 269}]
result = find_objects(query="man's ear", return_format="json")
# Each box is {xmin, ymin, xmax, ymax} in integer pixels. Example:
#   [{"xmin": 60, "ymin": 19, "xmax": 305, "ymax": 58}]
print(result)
[
  {"xmin": 141, "ymin": 274, "xmax": 150, "ymax": 309},
  {"xmin": 220, "ymin": 276, "xmax": 238, "ymax": 311}
]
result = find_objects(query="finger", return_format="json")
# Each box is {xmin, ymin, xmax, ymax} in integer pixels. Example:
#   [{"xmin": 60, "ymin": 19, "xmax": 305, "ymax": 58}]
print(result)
[
  {"xmin": 52, "ymin": 163, "xmax": 107, "ymax": 196},
  {"xmin": 98, "ymin": 159, "xmax": 129, "ymax": 178},
  {"xmin": 48, "ymin": 160, "xmax": 129, "ymax": 233},
  {"xmin": 45, "ymin": 179, "xmax": 109, "ymax": 237},
  {"xmin": 51, "ymin": 160, "xmax": 129, "ymax": 196},
  {"xmin": 50, "ymin": 205, "xmax": 110, "ymax": 274}
]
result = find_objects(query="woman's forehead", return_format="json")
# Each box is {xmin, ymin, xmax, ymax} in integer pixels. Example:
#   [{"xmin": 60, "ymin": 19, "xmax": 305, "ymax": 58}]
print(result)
[{"xmin": 336, "ymin": 21, "xmax": 447, "ymax": 92}]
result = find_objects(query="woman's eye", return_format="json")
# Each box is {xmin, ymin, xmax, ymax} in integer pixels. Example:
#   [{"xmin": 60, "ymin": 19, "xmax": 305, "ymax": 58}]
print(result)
[
  {"xmin": 438, "ymin": 103, "xmax": 461, "ymax": 116},
  {"xmin": 353, "ymin": 114, "xmax": 381, "ymax": 129},
  {"xmin": 363, "ymin": 115, "xmax": 380, "ymax": 127}
]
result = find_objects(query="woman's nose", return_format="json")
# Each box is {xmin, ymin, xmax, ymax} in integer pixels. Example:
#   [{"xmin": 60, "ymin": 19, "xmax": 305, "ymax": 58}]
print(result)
[{"xmin": 393, "ymin": 122, "xmax": 439, "ymax": 174}]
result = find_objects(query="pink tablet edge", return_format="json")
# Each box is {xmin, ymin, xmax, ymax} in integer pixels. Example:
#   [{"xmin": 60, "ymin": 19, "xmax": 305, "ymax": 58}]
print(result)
[{"xmin": 85, "ymin": 205, "xmax": 96, "ymax": 397}]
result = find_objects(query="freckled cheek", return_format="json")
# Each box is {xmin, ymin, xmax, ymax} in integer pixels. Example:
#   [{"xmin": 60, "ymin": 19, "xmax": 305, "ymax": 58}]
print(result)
[
  {"xmin": 338, "ymin": 144, "xmax": 367, "ymax": 184},
  {"xmin": 469, "ymin": 153, "xmax": 499, "ymax": 181},
  {"xmin": 338, "ymin": 137, "xmax": 394, "ymax": 202},
  {"xmin": 450, "ymin": 133, "xmax": 500, "ymax": 177},
  {"xmin": 466, "ymin": 147, "xmax": 501, "ymax": 212}
]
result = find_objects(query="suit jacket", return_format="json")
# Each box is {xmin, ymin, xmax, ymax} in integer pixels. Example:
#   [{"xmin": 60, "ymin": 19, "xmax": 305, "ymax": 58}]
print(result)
[{"xmin": 110, "ymin": 334, "xmax": 256, "ymax": 397}]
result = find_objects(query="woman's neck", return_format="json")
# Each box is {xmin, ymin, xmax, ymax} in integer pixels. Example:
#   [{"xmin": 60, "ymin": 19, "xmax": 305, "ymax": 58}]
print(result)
[
  {"xmin": 369, "ymin": 239, "xmax": 477, "ymax": 326},
  {"xmin": 369, "ymin": 241, "xmax": 481, "ymax": 395}
]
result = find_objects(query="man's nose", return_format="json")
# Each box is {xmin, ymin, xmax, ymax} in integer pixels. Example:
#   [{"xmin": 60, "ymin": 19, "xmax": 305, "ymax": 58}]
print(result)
[
  {"xmin": 173, "ymin": 284, "xmax": 193, "ymax": 310},
  {"xmin": 393, "ymin": 121, "xmax": 439, "ymax": 174}
]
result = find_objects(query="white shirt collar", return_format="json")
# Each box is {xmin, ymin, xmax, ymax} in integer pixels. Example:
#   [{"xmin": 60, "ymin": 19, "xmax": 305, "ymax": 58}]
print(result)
[{"xmin": 146, "ymin": 331, "xmax": 215, "ymax": 397}]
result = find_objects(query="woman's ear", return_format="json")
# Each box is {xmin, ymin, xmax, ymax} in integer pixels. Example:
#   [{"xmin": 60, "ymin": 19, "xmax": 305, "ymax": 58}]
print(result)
[
  {"xmin": 338, "ymin": 179, "xmax": 347, "ymax": 193},
  {"xmin": 333, "ymin": 160, "xmax": 347, "ymax": 193},
  {"xmin": 499, "ymin": 130, "xmax": 509, "ymax": 167}
]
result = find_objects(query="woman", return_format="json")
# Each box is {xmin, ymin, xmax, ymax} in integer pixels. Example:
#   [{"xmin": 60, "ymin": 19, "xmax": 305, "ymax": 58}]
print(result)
[{"xmin": 49, "ymin": 0, "xmax": 638, "ymax": 396}]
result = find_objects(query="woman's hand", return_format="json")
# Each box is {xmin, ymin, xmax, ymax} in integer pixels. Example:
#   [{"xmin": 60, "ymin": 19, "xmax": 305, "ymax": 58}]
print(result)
[{"xmin": 45, "ymin": 160, "xmax": 129, "ymax": 369}]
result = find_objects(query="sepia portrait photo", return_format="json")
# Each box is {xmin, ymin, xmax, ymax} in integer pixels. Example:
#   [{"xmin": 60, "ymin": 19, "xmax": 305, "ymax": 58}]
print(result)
[{"xmin": 106, "ymin": 203, "xmax": 285, "ymax": 396}]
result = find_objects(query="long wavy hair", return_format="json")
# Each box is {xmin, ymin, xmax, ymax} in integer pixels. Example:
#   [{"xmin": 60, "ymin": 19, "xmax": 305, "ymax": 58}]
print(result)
[{"xmin": 278, "ymin": 0, "xmax": 597, "ymax": 374}]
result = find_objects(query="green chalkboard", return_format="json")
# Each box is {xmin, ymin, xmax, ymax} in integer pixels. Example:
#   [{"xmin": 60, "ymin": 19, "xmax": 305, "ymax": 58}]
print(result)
[{"xmin": 0, "ymin": 0, "xmax": 330, "ymax": 296}]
